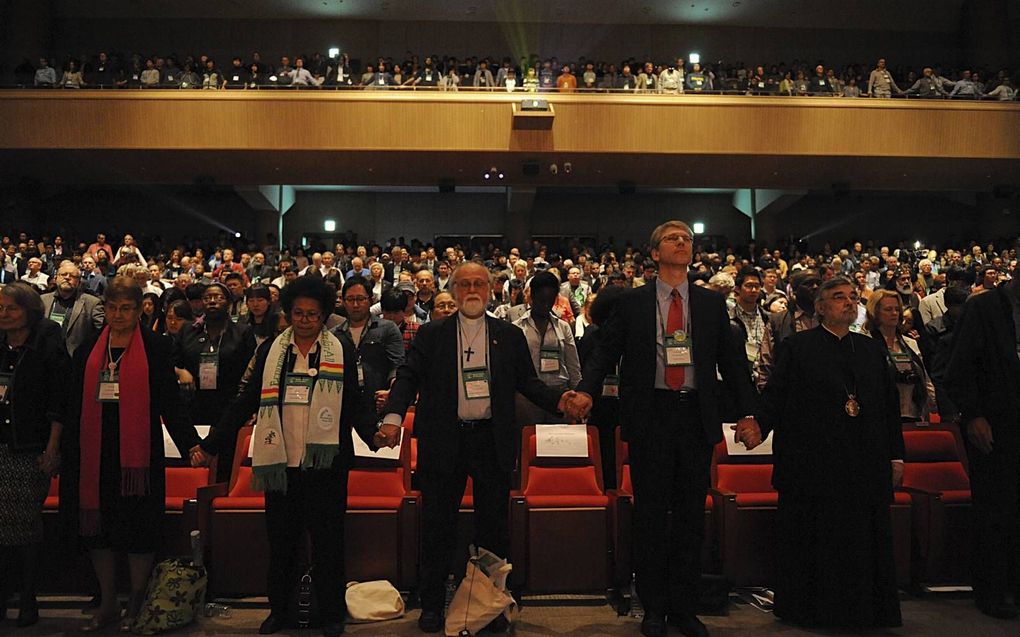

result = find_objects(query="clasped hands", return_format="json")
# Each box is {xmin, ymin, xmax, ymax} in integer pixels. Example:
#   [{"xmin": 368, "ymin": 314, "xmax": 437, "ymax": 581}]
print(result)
[
  {"xmin": 559, "ymin": 390, "xmax": 593, "ymax": 422},
  {"xmin": 189, "ymin": 445, "xmax": 213, "ymax": 467},
  {"xmin": 374, "ymin": 423, "xmax": 401, "ymax": 449},
  {"xmin": 730, "ymin": 417, "xmax": 764, "ymax": 450}
]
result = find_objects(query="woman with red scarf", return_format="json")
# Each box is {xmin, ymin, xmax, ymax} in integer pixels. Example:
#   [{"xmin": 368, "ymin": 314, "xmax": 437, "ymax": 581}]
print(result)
[{"xmin": 63, "ymin": 277, "xmax": 200, "ymax": 631}]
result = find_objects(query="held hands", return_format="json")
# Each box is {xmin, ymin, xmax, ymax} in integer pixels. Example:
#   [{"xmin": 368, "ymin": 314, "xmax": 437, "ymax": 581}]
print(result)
[
  {"xmin": 558, "ymin": 390, "xmax": 593, "ymax": 422},
  {"xmin": 967, "ymin": 417, "xmax": 994, "ymax": 455},
  {"xmin": 374, "ymin": 390, "xmax": 390, "ymax": 414},
  {"xmin": 374, "ymin": 423, "xmax": 401, "ymax": 449},
  {"xmin": 38, "ymin": 449, "xmax": 61, "ymax": 476},
  {"xmin": 731, "ymin": 417, "xmax": 764, "ymax": 450},
  {"xmin": 189, "ymin": 445, "xmax": 213, "ymax": 468}
]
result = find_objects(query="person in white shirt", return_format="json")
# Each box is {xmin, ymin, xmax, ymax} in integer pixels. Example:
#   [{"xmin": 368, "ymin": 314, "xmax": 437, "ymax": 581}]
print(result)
[
  {"xmin": 20, "ymin": 257, "xmax": 49, "ymax": 289},
  {"xmin": 112, "ymin": 234, "xmax": 145, "ymax": 267},
  {"xmin": 291, "ymin": 57, "xmax": 315, "ymax": 86}
]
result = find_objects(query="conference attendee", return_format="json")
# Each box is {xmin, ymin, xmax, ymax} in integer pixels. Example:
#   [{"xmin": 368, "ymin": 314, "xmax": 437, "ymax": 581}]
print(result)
[
  {"xmin": 41, "ymin": 261, "xmax": 105, "ymax": 355},
  {"xmin": 376, "ymin": 262, "xmax": 572, "ymax": 633},
  {"xmin": 569, "ymin": 220, "xmax": 760, "ymax": 637},
  {"xmin": 867, "ymin": 58, "xmax": 901, "ymax": 97},
  {"xmin": 63, "ymin": 277, "xmax": 200, "ymax": 632},
  {"xmin": 380, "ymin": 287, "xmax": 420, "ymax": 354},
  {"xmin": 755, "ymin": 272, "xmax": 821, "ymax": 390},
  {"xmin": 513, "ymin": 272, "xmax": 581, "ymax": 426},
  {"xmin": 560, "ymin": 266, "xmax": 591, "ymax": 311},
  {"xmin": 191, "ymin": 276, "xmax": 376, "ymax": 637},
  {"xmin": 414, "ymin": 269, "xmax": 437, "ymax": 318},
  {"xmin": 163, "ymin": 299, "xmax": 194, "ymax": 337},
  {"xmin": 111, "ymin": 235, "xmax": 144, "ymax": 268},
  {"xmin": 244, "ymin": 285, "xmax": 277, "ymax": 346},
  {"xmin": 0, "ymin": 283, "xmax": 68, "ymax": 627},
  {"xmin": 757, "ymin": 276, "xmax": 903, "ymax": 628},
  {"xmin": 430, "ymin": 291, "xmax": 458, "ymax": 320},
  {"xmin": 866, "ymin": 290, "xmax": 935, "ymax": 421},
  {"xmin": 140, "ymin": 292, "xmax": 164, "ymax": 334},
  {"xmin": 173, "ymin": 282, "xmax": 255, "ymax": 481},
  {"xmin": 20, "ymin": 257, "xmax": 48, "ymax": 290},
  {"xmin": 728, "ymin": 267, "xmax": 768, "ymax": 384},
  {"xmin": 331, "ymin": 276, "xmax": 404, "ymax": 401},
  {"xmin": 944, "ymin": 273, "xmax": 1020, "ymax": 619}
]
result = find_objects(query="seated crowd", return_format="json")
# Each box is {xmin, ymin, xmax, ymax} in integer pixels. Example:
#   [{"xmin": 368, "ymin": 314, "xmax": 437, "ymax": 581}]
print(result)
[
  {"xmin": 0, "ymin": 226, "xmax": 1017, "ymax": 635},
  {"xmin": 11, "ymin": 50, "xmax": 1018, "ymax": 99}
]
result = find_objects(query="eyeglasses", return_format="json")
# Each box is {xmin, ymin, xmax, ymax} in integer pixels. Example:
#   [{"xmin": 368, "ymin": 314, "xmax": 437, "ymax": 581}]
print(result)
[
  {"xmin": 291, "ymin": 310, "xmax": 322, "ymax": 321},
  {"xmin": 659, "ymin": 233, "xmax": 692, "ymax": 245},
  {"xmin": 344, "ymin": 296, "xmax": 369, "ymax": 304}
]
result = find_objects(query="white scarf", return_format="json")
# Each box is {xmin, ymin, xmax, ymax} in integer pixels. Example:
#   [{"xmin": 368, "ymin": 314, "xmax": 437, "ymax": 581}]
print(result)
[{"xmin": 251, "ymin": 327, "xmax": 345, "ymax": 492}]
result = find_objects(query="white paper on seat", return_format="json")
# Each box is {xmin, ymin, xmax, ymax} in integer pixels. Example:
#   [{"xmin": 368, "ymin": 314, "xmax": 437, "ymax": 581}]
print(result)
[
  {"xmin": 721, "ymin": 423, "xmax": 774, "ymax": 456},
  {"xmin": 162, "ymin": 425, "xmax": 211, "ymax": 458},
  {"xmin": 352, "ymin": 427, "xmax": 403, "ymax": 460},
  {"xmin": 535, "ymin": 424, "xmax": 588, "ymax": 458}
]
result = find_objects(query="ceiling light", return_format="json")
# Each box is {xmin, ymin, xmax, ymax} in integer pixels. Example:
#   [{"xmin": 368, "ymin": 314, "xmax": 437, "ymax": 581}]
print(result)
[{"xmin": 692, "ymin": 222, "xmax": 705, "ymax": 234}]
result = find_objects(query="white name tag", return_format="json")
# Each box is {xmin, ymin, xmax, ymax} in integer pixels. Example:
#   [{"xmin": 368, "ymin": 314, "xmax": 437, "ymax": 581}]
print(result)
[
  {"xmin": 539, "ymin": 347, "xmax": 559, "ymax": 373},
  {"xmin": 665, "ymin": 332, "xmax": 693, "ymax": 366},
  {"xmin": 463, "ymin": 368, "xmax": 491, "ymax": 400},
  {"xmin": 199, "ymin": 352, "xmax": 218, "ymax": 390}
]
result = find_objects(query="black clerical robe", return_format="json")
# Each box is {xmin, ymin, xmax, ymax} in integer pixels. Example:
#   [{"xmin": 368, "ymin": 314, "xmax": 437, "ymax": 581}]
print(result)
[{"xmin": 757, "ymin": 326, "xmax": 904, "ymax": 628}]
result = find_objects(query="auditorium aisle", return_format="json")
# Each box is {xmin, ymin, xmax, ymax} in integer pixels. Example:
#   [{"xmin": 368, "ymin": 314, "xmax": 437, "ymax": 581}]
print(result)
[{"xmin": 11, "ymin": 596, "xmax": 1016, "ymax": 636}]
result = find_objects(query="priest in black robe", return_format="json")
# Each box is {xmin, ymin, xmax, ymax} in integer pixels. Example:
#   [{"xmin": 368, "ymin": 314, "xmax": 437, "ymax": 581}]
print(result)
[{"xmin": 757, "ymin": 276, "xmax": 905, "ymax": 628}]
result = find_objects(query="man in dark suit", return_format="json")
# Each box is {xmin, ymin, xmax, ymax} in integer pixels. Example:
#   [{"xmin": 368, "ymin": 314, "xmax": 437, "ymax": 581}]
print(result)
[
  {"xmin": 378, "ymin": 261, "xmax": 573, "ymax": 633},
  {"xmin": 945, "ymin": 274, "xmax": 1020, "ymax": 619},
  {"xmin": 568, "ymin": 220, "xmax": 762, "ymax": 637},
  {"xmin": 41, "ymin": 261, "xmax": 105, "ymax": 356}
]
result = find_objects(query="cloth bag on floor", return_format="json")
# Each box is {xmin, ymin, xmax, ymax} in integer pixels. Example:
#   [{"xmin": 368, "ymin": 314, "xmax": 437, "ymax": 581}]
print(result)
[
  {"xmin": 130, "ymin": 559, "xmax": 208, "ymax": 635},
  {"xmin": 444, "ymin": 546, "xmax": 518, "ymax": 637},
  {"xmin": 345, "ymin": 580, "xmax": 405, "ymax": 622}
]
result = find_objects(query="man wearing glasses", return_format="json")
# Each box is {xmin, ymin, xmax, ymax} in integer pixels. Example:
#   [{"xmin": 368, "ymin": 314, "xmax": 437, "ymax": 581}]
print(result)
[
  {"xmin": 330, "ymin": 276, "xmax": 404, "ymax": 412},
  {"xmin": 569, "ymin": 221, "xmax": 761, "ymax": 637},
  {"xmin": 172, "ymin": 282, "xmax": 255, "ymax": 481},
  {"xmin": 377, "ymin": 262, "xmax": 575, "ymax": 633},
  {"xmin": 41, "ymin": 261, "xmax": 105, "ymax": 356}
]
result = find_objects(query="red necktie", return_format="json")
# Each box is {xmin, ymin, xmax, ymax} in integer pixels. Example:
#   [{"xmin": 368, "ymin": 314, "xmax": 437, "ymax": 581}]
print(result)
[{"xmin": 665, "ymin": 289, "xmax": 686, "ymax": 390}]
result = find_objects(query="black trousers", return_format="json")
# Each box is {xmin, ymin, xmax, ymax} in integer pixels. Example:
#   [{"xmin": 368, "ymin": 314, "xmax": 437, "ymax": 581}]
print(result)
[
  {"xmin": 628, "ymin": 392, "xmax": 712, "ymax": 616},
  {"xmin": 417, "ymin": 427, "xmax": 511, "ymax": 613},
  {"xmin": 264, "ymin": 464, "xmax": 349, "ymax": 623},
  {"xmin": 965, "ymin": 430, "xmax": 1020, "ymax": 603}
]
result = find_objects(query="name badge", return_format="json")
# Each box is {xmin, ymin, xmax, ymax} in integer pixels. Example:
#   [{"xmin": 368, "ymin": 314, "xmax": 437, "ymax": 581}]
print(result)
[
  {"xmin": 890, "ymin": 351, "xmax": 913, "ymax": 373},
  {"xmin": 181, "ymin": 81, "xmax": 189, "ymax": 88},
  {"xmin": 199, "ymin": 352, "xmax": 218, "ymax": 390},
  {"xmin": 665, "ymin": 331, "xmax": 693, "ymax": 366},
  {"xmin": 540, "ymin": 347, "xmax": 560, "ymax": 373},
  {"xmin": 379, "ymin": 77, "xmax": 385, "ymax": 84},
  {"xmin": 463, "ymin": 367, "xmax": 491, "ymax": 400},
  {"xmin": 284, "ymin": 374, "xmax": 314, "ymax": 405},
  {"xmin": 356, "ymin": 360, "xmax": 365, "ymax": 387},
  {"xmin": 602, "ymin": 374, "xmax": 620, "ymax": 398},
  {"xmin": 0, "ymin": 373, "xmax": 10, "ymax": 402},
  {"xmin": 97, "ymin": 370, "xmax": 120, "ymax": 402},
  {"xmin": 426, "ymin": 73, "xmax": 433, "ymax": 81},
  {"xmin": 167, "ymin": 74, "xmax": 174, "ymax": 81},
  {"xmin": 50, "ymin": 310, "xmax": 67, "ymax": 326},
  {"xmin": 744, "ymin": 340, "xmax": 760, "ymax": 362},
  {"xmin": 233, "ymin": 75, "xmax": 240, "ymax": 81}
]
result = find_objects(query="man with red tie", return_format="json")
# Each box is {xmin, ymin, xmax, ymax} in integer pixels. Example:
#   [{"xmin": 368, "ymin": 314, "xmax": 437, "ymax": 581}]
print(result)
[{"xmin": 570, "ymin": 220, "xmax": 762, "ymax": 637}]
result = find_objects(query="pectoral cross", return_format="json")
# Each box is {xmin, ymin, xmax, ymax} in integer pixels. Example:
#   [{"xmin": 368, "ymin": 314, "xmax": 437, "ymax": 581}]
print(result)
[{"xmin": 464, "ymin": 346, "xmax": 476, "ymax": 362}]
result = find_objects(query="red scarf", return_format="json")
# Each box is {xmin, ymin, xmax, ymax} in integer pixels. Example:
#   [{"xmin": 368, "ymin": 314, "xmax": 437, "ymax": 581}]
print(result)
[{"xmin": 79, "ymin": 324, "xmax": 151, "ymax": 536}]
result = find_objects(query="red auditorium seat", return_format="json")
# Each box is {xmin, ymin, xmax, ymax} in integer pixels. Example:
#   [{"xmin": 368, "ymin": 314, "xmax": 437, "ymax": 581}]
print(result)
[
  {"xmin": 609, "ymin": 431, "xmax": 717, "ymax": 597},
  {"xmin": 900, "ymin": 430, "xmax": 972, "ymax": 585},
  {"xmin": 710, "ymin": 442, "xmax": 778, "ymax": 586},
  {"xmin": 510, "ymin": 425, "xmax": 611, "ymax": 592},
  {"xmin": 162, "ymin": 466, "xmax": 210, "ymax": 556},
  {"xmin": 345, "ymin": 428, "xmax": 419, "ymax": 589}
]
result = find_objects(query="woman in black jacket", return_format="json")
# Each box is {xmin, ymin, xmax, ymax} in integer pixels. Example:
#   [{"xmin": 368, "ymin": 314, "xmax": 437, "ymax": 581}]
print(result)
[
  {"xmin": 63, "ymin": 276, "xmax": 199, "ymax": 631},
  {"xmin": 0, "ymin": 282, "xmax": 70, "ymax": 627}
]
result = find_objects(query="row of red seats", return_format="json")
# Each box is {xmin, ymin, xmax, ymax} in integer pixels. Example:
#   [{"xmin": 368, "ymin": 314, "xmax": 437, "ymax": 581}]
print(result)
[{"xmin": 41, "ymin": 419, "xmax": 972, "ymax": 596}]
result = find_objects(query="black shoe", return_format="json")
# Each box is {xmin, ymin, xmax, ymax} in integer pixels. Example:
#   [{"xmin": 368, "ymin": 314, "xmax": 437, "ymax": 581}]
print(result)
[
  {"xmin": 417, "ymin": 609, "xmax": 443, "ymax": 633},
  {"xmin": 485, "ymin": 614, "xmax": 509, "ymax": 632},
  {"xmin": 977, "ymin": 599, "xmax": 1019, "ymax": 620},
  {"xmin": 322, "ymin": 620, "xmax": 345, "ymax": 637},
  {"xmin": 259, "ymin": 613, "xmax": 288, "ymax": 635},
  {"xmin": 640, "ymin": 611, "xmax": 667, "ymax": 637},
  {"xmin": 668, "ymin": 613, "xmax": 710, "ymax": 637},
  {"xmin": 16, "ymin": 597, "xmax": 39, "ymax": 628}
]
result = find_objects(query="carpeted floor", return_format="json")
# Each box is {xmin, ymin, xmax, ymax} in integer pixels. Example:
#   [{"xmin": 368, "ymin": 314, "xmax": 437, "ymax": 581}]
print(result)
[{"xmin": 4, "ymin": 595, "xmax": 1017, "ymax": 637}]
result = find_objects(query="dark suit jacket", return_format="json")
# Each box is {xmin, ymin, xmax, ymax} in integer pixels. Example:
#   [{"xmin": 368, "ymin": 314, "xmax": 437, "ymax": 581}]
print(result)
[
  {"xmin": 331, "ymin": 317, "xmax": 405, "ymax": 395},
  {"xmin": 576, "ymin": 281, "xmax": 756, "ymax": 444},
  {"xmin": 384, "ymin": 314, "xmax": 563, "ymax": 473},
  {"xmin": 42, "ymin": 290, "xmax": 105, "ymax": 356},
  {"xmin": 945, "ymin": 285, "xmax": 1020, "ymax": 436},
  {"xmin": 1, "ymin": 319, "xmax": 70, "ymax": 452}
]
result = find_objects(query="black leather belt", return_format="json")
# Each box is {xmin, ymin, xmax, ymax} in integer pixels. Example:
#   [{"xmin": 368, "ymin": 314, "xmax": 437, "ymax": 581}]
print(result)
[
  {"xmin": 458, "ymin": 419, "xmax": 492, "ymax": 430},
  {"xmin": 654, "ymin": 388, "xmax": 699, "ymax": 402}
]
